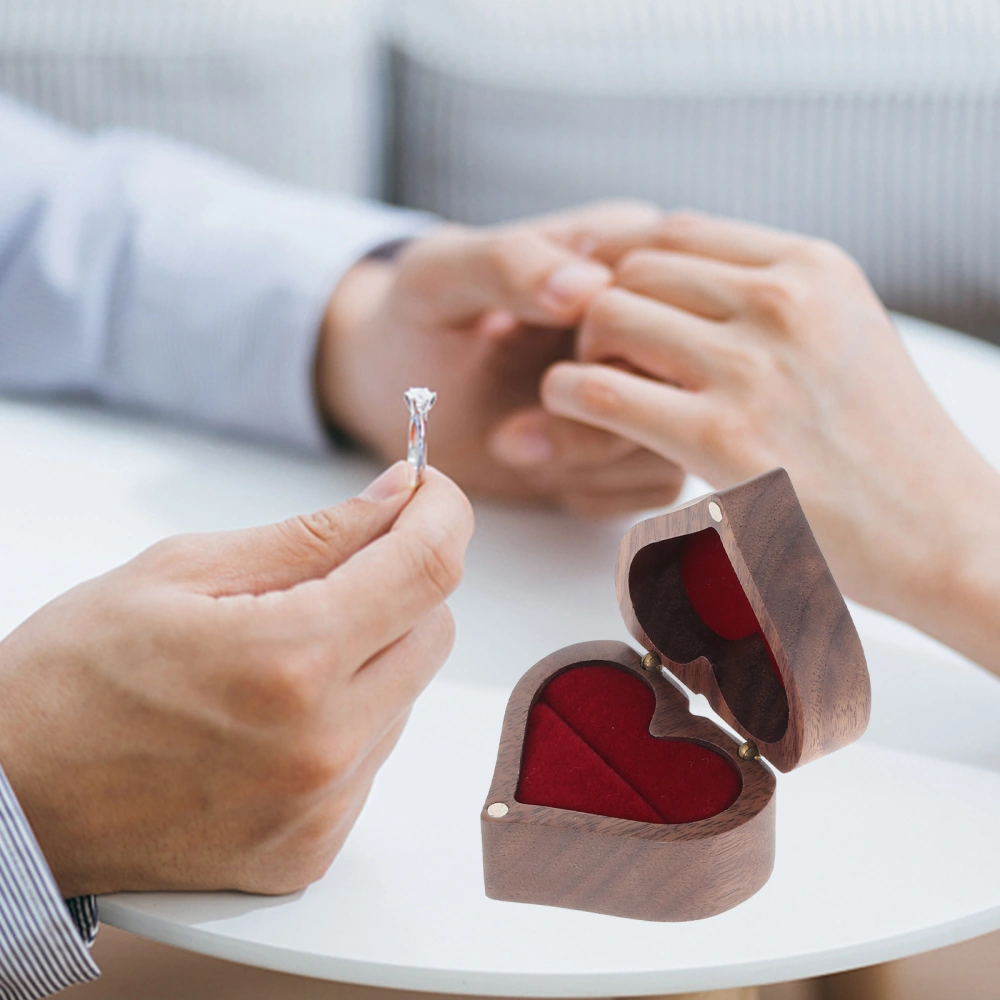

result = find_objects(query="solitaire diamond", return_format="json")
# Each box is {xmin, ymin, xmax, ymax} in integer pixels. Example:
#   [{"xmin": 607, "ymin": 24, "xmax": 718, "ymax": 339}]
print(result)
[{"xmin": 404, "ymin": 386, "xmax": 437, "ymax": 417}]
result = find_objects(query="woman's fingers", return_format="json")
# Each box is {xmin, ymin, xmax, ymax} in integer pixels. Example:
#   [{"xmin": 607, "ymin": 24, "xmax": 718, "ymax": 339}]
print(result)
[
  {"xmin": 541, "ymin": 361, "xmax": 708, "ymax": 472},
  {"xmin": 488, "ymin": 406, "xmax": 685, "ymax": 513},
  {"xmin": 488, "ymin": 406, "xmax": 638, "ymax": 470},
  {"xmin": 529, "ymin": 199, "xmax": 663, "ymax": 254},
  {"xmin": 614, "ymin": 248, "xmax": 749, "ymax": 320},
  {"xmin": 577, "ymin": 287, "xmax": 719, "ymax": 388},
  {"xmin": 594, "ymin": 210, "xmax": 806, "ymax": 268},
  {"xmin": 551, "ymin": 446, "xmax": 686, "ymax": 496}
]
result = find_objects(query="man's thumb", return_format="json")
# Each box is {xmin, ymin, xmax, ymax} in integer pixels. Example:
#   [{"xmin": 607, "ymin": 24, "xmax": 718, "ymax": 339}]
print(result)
[{"xmin": 167, "ymin": 462, "xmax": 414, "ymax": 598}]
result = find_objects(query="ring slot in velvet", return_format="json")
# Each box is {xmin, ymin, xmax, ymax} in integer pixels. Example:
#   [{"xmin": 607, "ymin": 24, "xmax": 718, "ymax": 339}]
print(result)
[{"xmin": 516, "ymin": 663, "xmax": 742, "ymax": 824}]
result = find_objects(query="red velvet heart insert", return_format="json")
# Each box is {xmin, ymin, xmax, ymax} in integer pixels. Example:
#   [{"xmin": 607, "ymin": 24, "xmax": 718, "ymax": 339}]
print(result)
[
  {"xmin": 680, "ymin": 528, "xmax": 784, "ymax": 688},
  {"xmin": 516, "ymin": 664, "xmax": 742, "ymax": 824}
]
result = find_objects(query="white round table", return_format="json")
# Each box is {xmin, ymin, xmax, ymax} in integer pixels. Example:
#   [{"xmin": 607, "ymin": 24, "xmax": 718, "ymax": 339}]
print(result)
[{"xmin": 2, "ymin": 315, "xmax": 1000, "ymax": 996}]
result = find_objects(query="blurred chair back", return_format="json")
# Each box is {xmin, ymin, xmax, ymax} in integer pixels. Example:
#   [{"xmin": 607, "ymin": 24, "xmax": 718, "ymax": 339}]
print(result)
[
  {"xmin": 0, "ymin": 0, "xmax": 385, "ymax": 196},
  {"xmin": 390, "ymin": 0, "xmax": 1000, "ymax": 341}
]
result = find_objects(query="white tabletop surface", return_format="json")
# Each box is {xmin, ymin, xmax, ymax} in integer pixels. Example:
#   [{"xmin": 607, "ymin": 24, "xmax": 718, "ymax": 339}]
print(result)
[{"xmin": 3, "ymin": 315, "xmax": 1000, "ymax": 996}]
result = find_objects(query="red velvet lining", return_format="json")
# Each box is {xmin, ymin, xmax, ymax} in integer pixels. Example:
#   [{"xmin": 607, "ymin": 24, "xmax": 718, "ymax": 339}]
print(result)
[
  {"xmin": 516, "ymin": 664, "xmax": 742, "ymax": 824},
  {"xmin": 680, "ymin": 529, "xmax": 784, "ymax": 689}
]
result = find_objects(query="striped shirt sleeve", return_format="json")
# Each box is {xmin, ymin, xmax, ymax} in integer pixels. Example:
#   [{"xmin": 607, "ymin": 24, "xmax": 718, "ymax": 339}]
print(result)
[
  {"xmin": 62, "ymin": 898, "xmax": 97, "ymax": 949},
  {"xmin": 0, "ymin": 765, "xmax": 99, "ymax": 999}
]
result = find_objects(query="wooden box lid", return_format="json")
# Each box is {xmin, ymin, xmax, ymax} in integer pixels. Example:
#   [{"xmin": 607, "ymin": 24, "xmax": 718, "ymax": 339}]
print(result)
[{"xmin": 615, "ymin": 468, "xmax": 870, "ymax": 772}]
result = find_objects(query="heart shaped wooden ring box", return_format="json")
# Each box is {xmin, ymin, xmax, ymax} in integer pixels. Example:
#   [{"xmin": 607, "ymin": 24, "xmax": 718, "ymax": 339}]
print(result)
[{"xmin": 481, "ymin": 468, "xmax": 871, "ymax": 921}]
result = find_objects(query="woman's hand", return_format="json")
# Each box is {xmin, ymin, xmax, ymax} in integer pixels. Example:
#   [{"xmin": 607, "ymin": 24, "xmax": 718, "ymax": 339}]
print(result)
[
  {"xmin": 0, "ymin": 462, "xmax": 473, "ymax": 897},
  {"xmin": 319, "ymin": 202, "xmax": 685, "ymax": 517},
  {"xmin": 540, "ymin": 212, "xmax": 1000, "ymax": 670}
]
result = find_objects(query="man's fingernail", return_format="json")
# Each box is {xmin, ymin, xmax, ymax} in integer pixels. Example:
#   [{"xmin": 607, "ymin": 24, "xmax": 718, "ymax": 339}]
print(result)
[
  {"xmin": 491, "ymin": 429, "xmax": 554, "ymax": 466},
  {"xmin": 542, "ymin": 261, "xmax": 611, "ymax": 308},
  {"xmin": 360, "ymin": 461, "xmax": 413, "ymax": 501}
]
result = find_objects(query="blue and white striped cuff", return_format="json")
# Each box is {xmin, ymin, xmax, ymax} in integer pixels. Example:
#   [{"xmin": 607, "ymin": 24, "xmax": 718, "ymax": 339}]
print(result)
[
  {"xmin": 0, "ymin": 765, "xmax": 99, "ymax": 999},
  {"xmin": 64, "ymin": 897, "xmax": 98, "ymax": 948}
]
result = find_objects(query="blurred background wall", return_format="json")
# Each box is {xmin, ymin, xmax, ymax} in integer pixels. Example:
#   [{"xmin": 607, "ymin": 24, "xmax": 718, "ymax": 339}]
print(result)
[
  {"xmin": 0, "ymin": 0, "xmax": 997, "ymax": 342},
  {"xmin": 0, "ymin": 0, "xmax": 386, "ymax": 195},
  {"xmin": 389, "ymin": 1, "xmax": 1000, "ymax": 342}
]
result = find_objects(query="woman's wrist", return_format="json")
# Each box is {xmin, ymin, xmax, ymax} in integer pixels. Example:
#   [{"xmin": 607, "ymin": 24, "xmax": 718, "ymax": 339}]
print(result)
[{"xmin": 887, "ymin": 458, "xmax": 1000, "ymax": 674}]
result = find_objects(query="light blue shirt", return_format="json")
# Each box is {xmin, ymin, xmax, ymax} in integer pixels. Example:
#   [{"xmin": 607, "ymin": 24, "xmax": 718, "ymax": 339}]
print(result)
[
  {"xmin": 0, "ymin": 92, "xmax": 428, "ymax": 998},
  {"xmin": 0, "ymin": 92, "xmax": 428, "ymax": 450}
]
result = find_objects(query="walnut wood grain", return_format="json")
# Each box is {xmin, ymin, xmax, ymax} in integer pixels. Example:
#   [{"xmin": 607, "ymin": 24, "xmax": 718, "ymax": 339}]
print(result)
[
  {"xmin": 615, "ymin": 468, "xmax": 871, "ymax": 773},
  {"xmin": 482, "ymin": 641, "xmax": 776, "ymax": 922}
]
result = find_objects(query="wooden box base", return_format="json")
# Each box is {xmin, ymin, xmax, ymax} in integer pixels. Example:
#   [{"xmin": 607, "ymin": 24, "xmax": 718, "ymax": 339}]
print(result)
[{"xmin": 482, "ymin": 641, "xmax": 776, "ymax": 922}]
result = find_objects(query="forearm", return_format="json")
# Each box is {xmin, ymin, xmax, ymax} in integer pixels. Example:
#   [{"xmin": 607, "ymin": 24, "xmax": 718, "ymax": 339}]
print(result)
[
  {"xmin": 891, "ymin": 458, "xmax": 1000, "ymax": 676},
  {"xmin": 0, "ymin": 94, "xmax": 431, "ymax": 450}
]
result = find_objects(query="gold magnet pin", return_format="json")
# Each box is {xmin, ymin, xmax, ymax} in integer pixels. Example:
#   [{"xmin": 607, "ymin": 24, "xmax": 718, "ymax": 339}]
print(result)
[{"xmin": 641, "ymin": 652, "xmax": 662, "ymax": 672}]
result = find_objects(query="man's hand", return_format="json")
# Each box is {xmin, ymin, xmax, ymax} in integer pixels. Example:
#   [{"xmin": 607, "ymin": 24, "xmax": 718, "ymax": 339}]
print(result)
[
  {"xmin": 0, "ymin": 462, "xmax": 473, "ymax": 898},
  {"xmin": 319, "ymin": 202, "xmax": 685, "ymax": 517},
  {"xmin": 538, "ymin": 212, "xmax": 1000, "ymax": 669}
]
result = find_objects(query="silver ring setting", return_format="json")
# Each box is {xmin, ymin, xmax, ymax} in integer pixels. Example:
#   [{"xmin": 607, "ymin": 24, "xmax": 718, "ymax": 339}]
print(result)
[{"xmin": 404, "ymin": 386, "xmax": 437, "ymax": 486}]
